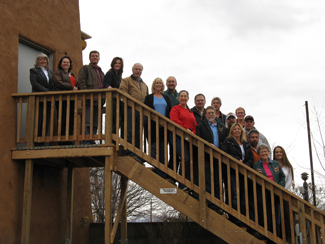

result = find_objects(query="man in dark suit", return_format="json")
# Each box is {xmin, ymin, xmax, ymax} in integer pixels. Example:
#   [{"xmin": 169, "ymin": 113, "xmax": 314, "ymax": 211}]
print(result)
[{"xmin": 29, "ymin": 53, "xmax": 53, "ymax": 143}]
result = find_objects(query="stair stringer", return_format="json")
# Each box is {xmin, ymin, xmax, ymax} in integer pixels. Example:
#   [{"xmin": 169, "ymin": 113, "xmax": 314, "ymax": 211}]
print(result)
[{"xmin": 114, "ymin": 156, "xmax": 264, "ymax": 244}]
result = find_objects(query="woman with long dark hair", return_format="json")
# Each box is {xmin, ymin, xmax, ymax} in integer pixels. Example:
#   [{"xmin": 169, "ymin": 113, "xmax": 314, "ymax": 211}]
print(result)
[
  {"xmin": 273, "ymin": 146, "xmax": 294, "ymax": 189},
  {"xmin": 104, "ymin": 57, "xmax": 123, "ymax": 88},
  {"xmin": 53, "ymin": 55, "xmax": 78, "ymax": 144},
  {"xmin": 104, "ymin": 57, "xmax": 124, "ymax": 137}
]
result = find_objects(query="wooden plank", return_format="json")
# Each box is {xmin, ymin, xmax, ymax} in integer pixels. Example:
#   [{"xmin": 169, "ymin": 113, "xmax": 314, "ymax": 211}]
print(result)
[
  {"xmin": 21, "ymin": 160, "xmax": 33, "ymax": 244},
  {"xmin": 50, "ymin": 96, "xmax": 55, "ymax": 141},
  {"xmin": 105, "ymin": 156, "xmax": 113, "ymax": 244},
  {"xmin": 26, "ymin": 96, "xmax": 36, "ymax": 146},
  {"xmin": 65, "ymin": 164, "xmax": 74, "ymax": 244},
  {"xmin": 111, "ymin": 175, "xmax": 129, "ymax": 243},
  {"xmin": 98, "ymin": 93, "xmax": 102, "ymax": 141},
  {"xmin": 82, "ymin": 94, "xmax": 86, "ymax": 140},
  {"xmin": 298, "ymin": 200, "xmax": 307, "ymax": 244},
  {"xmin": 17, "ymin": 97, "xmax": 23, "ymax": 143},
  {"xmin": 65, "ymin": 95, "xmax": 70, "ymax": 141},
  {"xmin": 310, "ymin": 209, "xmax": 316, "ymax": 244},
  {"xmin": 114, "ymin": 156, "xmax": 263, "ymax": 244},
  {"xmin": 279, "ymin": 191, "xmax": 285, "ymax": 242},
  {"xmin": 106, "ymin": 92, "xmax": 112, "ymax": 144},
  {"xmin": 139, "ymin": 106, "xmax": 143, "ymax": 152},
  {"xmin": 12, "ymin": 147, "xmax": 114, "ymax": 160},
  {"xmin": 41, "ymin": 96, "xmax": 47, "ymax": 142},
  {"xmin": 90, "ymin": 93, "xmax": 94, "ymax": 139},
  {"xmin": 189, "ymin": 137, "xmax": 194, "ymax": 190},
  {"xmin": 120, "ymin": 176, "xmax": 128, "ymax": 244},
  {"xmin": 198, "ymin": 141, "xmax": 206, "ymax": 228},
  {"xmin": 270, "ymin": 185, "xmax": 276, "ymax": 236},
  {"xmin": 58, "ymin": 96, "xmax": 62, "ymax": 141}
]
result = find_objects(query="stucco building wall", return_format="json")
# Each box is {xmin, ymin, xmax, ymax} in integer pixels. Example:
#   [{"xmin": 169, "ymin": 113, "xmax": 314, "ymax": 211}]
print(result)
[{"xmin": 0, "ymin": 1, "xmax": 92, "ymax": 243}]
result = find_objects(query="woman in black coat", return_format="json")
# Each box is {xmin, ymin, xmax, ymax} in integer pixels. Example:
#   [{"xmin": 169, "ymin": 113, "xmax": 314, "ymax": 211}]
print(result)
[
  {"xmin": 221, "ymin": 123, "xmax": 254, "ymax": 226},
  {"xmin": 29, "ymin": 53, "xmax": 53, "ymax": 143},
  {"xmin": 104, "ymin": 57, "xmax": 124, "ymax": 137},
  {"xmin": 144, "ymin": 78, "xmax": 171, "ymax": 179}
]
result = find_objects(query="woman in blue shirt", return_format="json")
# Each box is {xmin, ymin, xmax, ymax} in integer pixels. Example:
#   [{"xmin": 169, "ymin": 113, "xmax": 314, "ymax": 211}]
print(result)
[{"xmin": 144, "ymin": 78, "xmax": 171, "ymax": 179}]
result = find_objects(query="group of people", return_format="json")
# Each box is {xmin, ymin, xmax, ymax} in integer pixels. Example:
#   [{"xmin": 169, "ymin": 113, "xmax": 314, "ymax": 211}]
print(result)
[{"xmin": 30, "ymin": 50, "xmax": 294, "ymax": 237}]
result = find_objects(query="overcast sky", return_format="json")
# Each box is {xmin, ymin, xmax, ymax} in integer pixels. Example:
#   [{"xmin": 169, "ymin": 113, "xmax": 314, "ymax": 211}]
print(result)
[{"xmin": 79, "ymin": 0, "xmax": 325, "ymax": 187}]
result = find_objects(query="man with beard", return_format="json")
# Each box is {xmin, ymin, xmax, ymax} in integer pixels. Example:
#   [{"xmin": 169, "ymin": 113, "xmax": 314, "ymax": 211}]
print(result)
[
  {"xmin": 247, "ymin": 129, "xmax": 260, "ymax": 163},
  {"xmin": 225, "ymin": 112, "xmax": 236, "ymax": 135},
  {"xmin": 244, "ymin": 115, "xmax": 270, "ymax": 149},
  {"xmin": 191, "ymin": 93, "xmax": 206, "ymax": 124},
  {"xmin": 196, "ymin": 106, "xmax": 227, "ymax": 213}
]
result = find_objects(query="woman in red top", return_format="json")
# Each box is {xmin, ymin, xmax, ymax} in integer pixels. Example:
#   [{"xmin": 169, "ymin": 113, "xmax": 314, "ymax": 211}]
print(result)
[
  {"xmin": 53, "ymin": 56, "xmax": 78, "ymax": 144},
  {"xmin": 170, "ymin": 90, "xmax": 197, "ymax": 190}
]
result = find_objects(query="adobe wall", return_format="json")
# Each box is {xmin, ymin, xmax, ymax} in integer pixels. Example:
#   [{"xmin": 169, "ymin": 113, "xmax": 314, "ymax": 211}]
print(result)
[{"xmin": 0, "ymin": 1, "xmax": 92, "ymax": 243}]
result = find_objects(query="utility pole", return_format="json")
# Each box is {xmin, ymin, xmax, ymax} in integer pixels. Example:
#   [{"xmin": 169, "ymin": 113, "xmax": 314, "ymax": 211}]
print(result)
[{"xmin": 305, "ymin": 101, "xmax": 317, "ymax": 206}]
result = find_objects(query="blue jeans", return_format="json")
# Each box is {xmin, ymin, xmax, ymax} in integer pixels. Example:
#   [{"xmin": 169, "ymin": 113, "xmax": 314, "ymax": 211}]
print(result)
[
  {"xmin": 151, "ymin": 134, "xmax": 166, "ymax": 178},
  {"xmin": 205, "ymin": 158, "xmax": 220, "ymax": 199},
  {"xmin": 85, "ymin": 101, "xmax": 99, "ymax": 136},
  {"xmin": 125, "ymin": 108, "xmax": 141, "ymax": 156},
  {"xmin": 176, "ymin": 136, "xmax": 190, "ymax": 187},
  {"xmin": 228, "ymin": 173, "xmax": 246, "ymax": 226}
]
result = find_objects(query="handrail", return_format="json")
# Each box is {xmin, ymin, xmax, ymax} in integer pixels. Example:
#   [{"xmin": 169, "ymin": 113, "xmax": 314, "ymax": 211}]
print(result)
[{"xmin": 13, "ymin": 89, "xmax": 325, "ymax": 243}]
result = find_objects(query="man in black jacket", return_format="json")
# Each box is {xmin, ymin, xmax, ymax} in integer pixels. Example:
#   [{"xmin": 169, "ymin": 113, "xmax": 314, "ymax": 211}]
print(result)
[
  {"xmin": 196, "ymin": 106, "xmax": 227, "ymax": 212},
  {"xmin": 191, "ymin": 93, "xmax": 206, "ymax": 124}
]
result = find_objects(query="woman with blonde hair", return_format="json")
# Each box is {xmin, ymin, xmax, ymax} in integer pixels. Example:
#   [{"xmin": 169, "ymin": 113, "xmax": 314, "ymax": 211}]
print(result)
[
  {"xmin": 221, "ymin": 123, "xmax": 254, "ymax": 226},
  {"xmin": 144, "ymin": 78, "xmax": 171, "ymax": 179},
  {"xmin": 29, "ymin": 53, "xmax": 53, "ymax": 145}
]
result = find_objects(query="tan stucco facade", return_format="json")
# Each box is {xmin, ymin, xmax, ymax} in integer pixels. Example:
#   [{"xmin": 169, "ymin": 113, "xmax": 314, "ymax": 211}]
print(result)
[{"xmin": 0, "ymin": 1, "xmax": 92, "ymax": 243}]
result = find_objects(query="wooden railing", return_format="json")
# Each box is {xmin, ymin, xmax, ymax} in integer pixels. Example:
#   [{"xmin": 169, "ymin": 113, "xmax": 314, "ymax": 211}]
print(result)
[{"xmin": 13, "ymin": 89, "xmax": 325, "ymax": 243}]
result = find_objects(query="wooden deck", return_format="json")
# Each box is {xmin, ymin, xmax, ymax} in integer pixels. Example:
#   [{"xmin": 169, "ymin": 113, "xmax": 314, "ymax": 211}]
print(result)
[{"xmin": 12, "ymin": 89, "xmax": 325, "ymax": 244}]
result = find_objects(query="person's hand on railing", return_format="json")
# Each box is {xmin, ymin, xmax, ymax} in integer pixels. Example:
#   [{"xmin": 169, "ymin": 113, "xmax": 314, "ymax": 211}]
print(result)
[
  {"xmin": 73, "ymin": 86, "xmax": 78, "ymax": 91},
  {"xmin": 107, "ymin": 86, "xmax": 112, "ymax": 89},
  {"xmin": 187, "ymin": 128, "xmax": 194, "ymax": 133}
]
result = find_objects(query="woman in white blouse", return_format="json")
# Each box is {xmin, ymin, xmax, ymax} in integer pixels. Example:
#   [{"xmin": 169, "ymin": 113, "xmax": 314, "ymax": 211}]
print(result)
[{"xmin": 273, "ymin": 146, "xmax": 294, "ymax": 189}]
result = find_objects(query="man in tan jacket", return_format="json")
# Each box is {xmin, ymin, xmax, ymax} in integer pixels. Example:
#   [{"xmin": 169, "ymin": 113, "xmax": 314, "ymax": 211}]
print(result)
[{"xmin": 120, "ymin": 63, "xmax": 148, "ymax": 156}]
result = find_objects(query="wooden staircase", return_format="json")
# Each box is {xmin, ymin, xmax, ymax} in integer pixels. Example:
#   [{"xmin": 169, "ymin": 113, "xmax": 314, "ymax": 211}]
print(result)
[
  {"xmin": 112, "ymin": 156, "xmax": 262, "ymax": 243},
  {"xmin": 12, "ymin": 89, "xmax": 325, "ymax": 244}
]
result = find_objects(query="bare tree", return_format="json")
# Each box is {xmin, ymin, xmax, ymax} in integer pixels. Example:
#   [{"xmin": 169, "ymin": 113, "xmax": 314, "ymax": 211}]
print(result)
[
  {"xmin": 290, "ymin": 183, "xmax": 325, "ymax": 211},
  {"xmin": 90, "ymin": 168, "xmax": 162, "ymax": 223}
]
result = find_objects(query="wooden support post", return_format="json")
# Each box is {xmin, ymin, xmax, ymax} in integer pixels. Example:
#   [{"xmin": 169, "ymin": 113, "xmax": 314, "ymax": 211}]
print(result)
[
  {"xmin": 298, "ymin": 201, "xmax": 307, "ymax": 244},
  {"xmin": 106, "ymin": 92, "xmax": 112, "ymax": 144},
  {"xmin": 21, "ymin": 160, "xmax": 33, "ymax": 244},
  {"xmin": 21, "ymin": 96, "xmax": 36, "ymax": 244},
  {"xmin": 65, "ymin": 164, "xmax": 74, "ymax": 244},
  {"xmin": 198, "ymin": 141, "xmax": 207, "ymax": 228},
  {"xmin": 105, "ymin": 156, "xmax": 113, "ymax": 244},
  {"xmin": 120, "ymin": 175, "xmax": 128, "ymax": 244}
]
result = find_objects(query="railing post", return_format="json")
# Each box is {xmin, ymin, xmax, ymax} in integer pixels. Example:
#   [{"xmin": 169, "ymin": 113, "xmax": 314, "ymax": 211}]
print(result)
[
  {"xmin": 65, "ymin": 163, "xmax": 74, "ymax": 244},
  {"xmin": 26, "ymin": 96, "xmax": 36, "ymax": 146},
  {"xmin": 298, "ymin": 201, "xmax": 307, "ymax": 243},
  {"xmin": 120, "ymin": 175, "xmax": 128, "ymax": 244},
  {"xmin": 198, "ymin": 141, "xmax": 207, "ymax": 228},
  {"xmin": 21, "ymin": 96, "xmax": 36, "ymax": 244},
  {"xmin": 105, "ymin": 156, "xmax": 113, "ymax": 244},
  {"xmin": 106, "ymin": 91, "xmax": 112, "ymax": 144}
]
